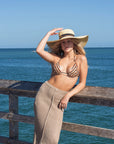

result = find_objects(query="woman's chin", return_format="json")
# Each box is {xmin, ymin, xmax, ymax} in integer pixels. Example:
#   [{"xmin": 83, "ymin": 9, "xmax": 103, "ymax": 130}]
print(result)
[{"xmin": 64, "ymin": 48, "xmax": 73, "ymax": 53}]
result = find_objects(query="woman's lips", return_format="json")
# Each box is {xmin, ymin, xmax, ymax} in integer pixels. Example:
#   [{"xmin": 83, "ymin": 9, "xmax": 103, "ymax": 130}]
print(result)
[{"xmin": 65, "ymin": 47, "xmax": 70, "ymax": 50}]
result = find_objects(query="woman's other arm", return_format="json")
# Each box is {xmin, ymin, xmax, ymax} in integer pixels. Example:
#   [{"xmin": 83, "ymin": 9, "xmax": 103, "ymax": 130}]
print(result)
[{"xmin": 59, "ymin": 55, "xmax": 88, "ymax": 109}]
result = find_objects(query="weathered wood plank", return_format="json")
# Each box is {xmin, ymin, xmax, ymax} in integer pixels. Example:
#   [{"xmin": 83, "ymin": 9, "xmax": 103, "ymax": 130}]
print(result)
[
  {"xmin": 0, "ymin": 111, "xmax": 114, "ymax": 139},
  {"xmin": 0, "ymin": 79, "xmax": 114, "ymax": 107},
  {"xmin": 0, "ymin": 111, "xmax": 34, "ymax": 124},
  {"xmin": 0, "ymin": 79, "xmax": 42, "ymax": 93},
  {"xmin": 0, "ymin": 79, "xmax": 41, "ymax": 97},
  {"xmin": 62, "ymin": 122, "xmax": 114, "ymax": 139},
  {"xmin": 0, "ymin": 136, "xmax": 32, "ymax": 144},
  {"xmin": 9, "ymin": 93, "xmax": 18, "ymax": 140}
]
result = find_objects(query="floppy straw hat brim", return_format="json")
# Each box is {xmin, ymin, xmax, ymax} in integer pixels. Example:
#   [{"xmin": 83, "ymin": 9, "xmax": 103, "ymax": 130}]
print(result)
[{"xmin": 47, "ymin": 35, "xmax": 89, "ymax": 50}]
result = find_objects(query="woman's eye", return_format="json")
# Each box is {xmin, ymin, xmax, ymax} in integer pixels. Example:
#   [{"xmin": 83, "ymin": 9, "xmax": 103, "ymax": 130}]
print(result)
[{"xmin": 67, "ymin": 40, "xmax": 71, "ymax": 43}]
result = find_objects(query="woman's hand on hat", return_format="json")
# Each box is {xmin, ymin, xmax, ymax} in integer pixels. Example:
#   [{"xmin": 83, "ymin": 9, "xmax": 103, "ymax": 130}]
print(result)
[
  {"xmin": 59, "ymin": 94, "xmax": 70, "ymax": 110},
  {"xmin": 48, "ymin": 28, "xmax": 63, "ymax": 36}
]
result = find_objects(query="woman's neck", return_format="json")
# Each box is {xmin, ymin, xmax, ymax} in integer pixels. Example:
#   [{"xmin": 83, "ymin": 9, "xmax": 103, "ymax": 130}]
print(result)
[{"xmin": 64, "ymin": 50, "xmax": 76, "ymax": 60}]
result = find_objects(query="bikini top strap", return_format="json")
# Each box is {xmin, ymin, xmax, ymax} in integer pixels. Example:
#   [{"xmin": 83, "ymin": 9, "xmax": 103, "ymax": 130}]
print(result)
[
  {"xmin": 74, "ymin": 55, "xmax": 76, "ymax": 62},
  {"xmin": 56, "ymin": 58, "xmax": 61, "ymax": 66},
  {"xmin": 57, "ymin": 56, "xmax": 76, "ymax": 64}
]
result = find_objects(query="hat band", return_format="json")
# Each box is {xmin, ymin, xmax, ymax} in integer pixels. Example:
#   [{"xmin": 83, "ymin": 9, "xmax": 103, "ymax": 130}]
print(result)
[{"xmin": 59, "ymin": 33, "xmax": 74, "ymax": 39}]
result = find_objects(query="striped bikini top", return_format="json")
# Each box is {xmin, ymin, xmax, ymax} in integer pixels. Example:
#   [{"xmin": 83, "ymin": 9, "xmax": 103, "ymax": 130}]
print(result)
[{"xmin": 52, "ymin": 56, "xmax": 79, "ymax": 78}]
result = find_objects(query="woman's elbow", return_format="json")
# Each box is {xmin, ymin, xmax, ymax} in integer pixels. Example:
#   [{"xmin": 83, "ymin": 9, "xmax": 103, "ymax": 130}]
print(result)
[
  {"xmin": 80, "ymin": 82, "xmax": 86, "ymax": 89},
  {"xmin": 36, "ymin": 49, "xmax": 40, "ymax": 54},
  {"xmin": 36, "ymin": 49, "xmax": 43, "ymax": 55}
]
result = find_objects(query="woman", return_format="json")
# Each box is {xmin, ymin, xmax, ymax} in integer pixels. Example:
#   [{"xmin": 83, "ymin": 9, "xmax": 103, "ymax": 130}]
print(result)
[{"xmin": 33, "ymin": 28, "xmax": 88, "ymax": 144}]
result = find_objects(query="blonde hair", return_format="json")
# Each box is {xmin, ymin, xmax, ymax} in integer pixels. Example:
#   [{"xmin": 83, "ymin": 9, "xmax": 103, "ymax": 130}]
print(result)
[
  {"xmin": 48, "ymin": 41, "xmax": 86, "ymax": 57},
  {"xmin": 73, "ymin": 43, "xmax": 86, "ymax": 55}
]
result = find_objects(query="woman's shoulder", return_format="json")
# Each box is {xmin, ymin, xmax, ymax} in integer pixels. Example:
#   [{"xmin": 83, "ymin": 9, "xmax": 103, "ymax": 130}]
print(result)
[
  {"xmin": 76, "ymin": 54, "xmax": 87, "ymax": 62},
  {"xmin": 50, "ymin": 53, "xmax": 61, "ymax": 63}
]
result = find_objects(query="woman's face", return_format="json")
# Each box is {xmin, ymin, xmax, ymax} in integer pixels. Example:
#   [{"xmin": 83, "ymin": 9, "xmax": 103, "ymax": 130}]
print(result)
[{"xmin": 61, "ymin": 39, "xmax": 74, "ymax": 53}]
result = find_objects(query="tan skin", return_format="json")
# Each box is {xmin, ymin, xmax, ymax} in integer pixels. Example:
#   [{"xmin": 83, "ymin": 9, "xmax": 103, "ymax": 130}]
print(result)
[{"xmin": 36, "ymin": 28, "xmax": 88, "ymax": 110}]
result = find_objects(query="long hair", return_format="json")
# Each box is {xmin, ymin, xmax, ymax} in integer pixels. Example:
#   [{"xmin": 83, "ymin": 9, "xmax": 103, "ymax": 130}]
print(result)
[
  {"xmin": 73, "ymin": 43, "xmax": 86, "ymax": 55},
  {"xmin": 48, "ymin": 42, "xmax": 86, "ymax": 57}
]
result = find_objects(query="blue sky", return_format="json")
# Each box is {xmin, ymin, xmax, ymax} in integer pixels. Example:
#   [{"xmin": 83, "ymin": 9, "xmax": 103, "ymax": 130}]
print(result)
[{"xmin": 0, "ymin": 0, "xmax": 114, "ymax": 48}]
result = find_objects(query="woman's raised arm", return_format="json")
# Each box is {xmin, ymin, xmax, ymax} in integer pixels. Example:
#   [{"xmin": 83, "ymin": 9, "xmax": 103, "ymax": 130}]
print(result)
[{"xmin": 36, "ymin": 28, "xmax": 63, "ymax": 63}]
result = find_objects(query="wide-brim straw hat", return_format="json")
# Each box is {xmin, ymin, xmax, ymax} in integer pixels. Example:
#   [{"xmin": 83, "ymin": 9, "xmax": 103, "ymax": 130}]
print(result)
[{"xmin": 47, "ymin": 29, "xmax": 88, "ymax": 50}]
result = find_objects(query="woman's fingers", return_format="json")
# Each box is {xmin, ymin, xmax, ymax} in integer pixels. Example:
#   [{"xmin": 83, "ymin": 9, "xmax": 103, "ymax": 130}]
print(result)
[
  {"xmin": 55, "ymin": 28, "xmax": 63, "ymax": 31},
  {"xmin": 50, "ymin": 32, "xmax": 58, "ymax": 35},
  {"xmin": 49, "ymin": 28, "xmax": 63, "ymax": 36},
  {"xmin": 59, "ymin": 102, "xmax": 67, "ymax": 109},
  {"xmin": 52, "ymin": 28, "xmax": 63, "ymax": 32}
]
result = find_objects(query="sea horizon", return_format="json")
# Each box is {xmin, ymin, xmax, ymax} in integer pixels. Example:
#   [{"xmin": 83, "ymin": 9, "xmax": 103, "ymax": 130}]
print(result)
[{"xmin": 0, "ymin": 46, "xmax": 114, "ymax": 49}]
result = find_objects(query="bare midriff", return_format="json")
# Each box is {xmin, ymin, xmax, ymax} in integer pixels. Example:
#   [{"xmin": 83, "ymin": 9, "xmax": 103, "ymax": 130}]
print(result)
[{"xmin": 48, "ymin": 74, "xmax": 78, "ymax": 91}]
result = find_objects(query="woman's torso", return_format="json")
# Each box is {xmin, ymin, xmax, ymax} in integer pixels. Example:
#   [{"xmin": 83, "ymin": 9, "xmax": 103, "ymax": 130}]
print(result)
[{"xmin": 48, "ymin": 55, "xmax": 80, "ymax": 91}]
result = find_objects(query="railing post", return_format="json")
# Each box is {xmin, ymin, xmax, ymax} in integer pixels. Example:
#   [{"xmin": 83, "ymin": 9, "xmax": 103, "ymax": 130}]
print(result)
[{"xmin": 9, "ymin": 93, "xmax": 18, "ymax": 141}]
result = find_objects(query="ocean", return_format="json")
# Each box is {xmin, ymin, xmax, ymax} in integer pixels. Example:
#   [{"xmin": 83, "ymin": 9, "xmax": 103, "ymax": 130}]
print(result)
[{"xmin": 0, "ymin": 47, "xmax": 114, "ymax": 144}]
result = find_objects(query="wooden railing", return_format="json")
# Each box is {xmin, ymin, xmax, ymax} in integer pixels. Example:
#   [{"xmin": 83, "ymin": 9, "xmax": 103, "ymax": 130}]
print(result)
[{"xmin": 0, "ymin": 79, "xmax": 114, "ymax": 144}]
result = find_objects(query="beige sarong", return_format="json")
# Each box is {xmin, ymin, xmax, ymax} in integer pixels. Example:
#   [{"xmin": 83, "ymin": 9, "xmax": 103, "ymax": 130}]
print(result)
[{"xmin": 33, "ymin": 81, "xmax": 67, "ymax": 144}]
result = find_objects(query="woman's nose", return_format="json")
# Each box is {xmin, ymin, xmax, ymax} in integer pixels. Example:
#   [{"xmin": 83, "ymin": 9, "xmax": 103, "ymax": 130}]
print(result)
[{"xmin": 64, "ymin": 42, "xmax": 68, "ymax": 46}]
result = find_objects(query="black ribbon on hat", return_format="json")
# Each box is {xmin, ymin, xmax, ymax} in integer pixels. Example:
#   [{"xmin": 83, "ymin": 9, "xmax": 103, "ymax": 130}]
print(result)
[{"xmin": 59, "ymin": 33, "xmax": 75, "ymax": 39}]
